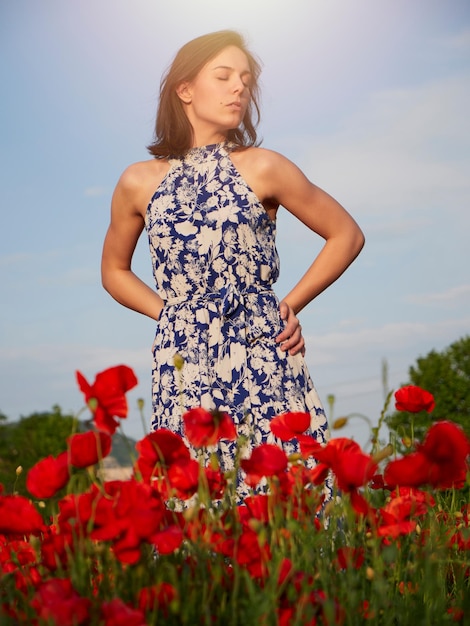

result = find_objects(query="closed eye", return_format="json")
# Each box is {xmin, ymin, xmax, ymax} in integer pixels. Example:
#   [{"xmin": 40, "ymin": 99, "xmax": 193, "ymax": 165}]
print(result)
[{"xmin": 213, "ymin": 65, "xmax": 252, "ymax": 89}]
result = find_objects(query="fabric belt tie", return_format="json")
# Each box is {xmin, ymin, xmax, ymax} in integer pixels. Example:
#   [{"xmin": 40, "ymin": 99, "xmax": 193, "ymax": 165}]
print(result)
[
  {"xmin": 165, "ymin": 284, "xmax": 273, "ymax": 319},
  {"xmin": 165, "ymin": 284, "xmax": 276, "ymax": 348}
]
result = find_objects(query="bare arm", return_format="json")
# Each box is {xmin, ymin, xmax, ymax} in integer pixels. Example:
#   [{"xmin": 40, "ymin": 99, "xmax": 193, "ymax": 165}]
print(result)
[
  {"xmin": 101, "ymin": 165, "xmax": 164, "ymax": 321},
  {"xmin": 266, "ymin": 150, "xmax": 365, "ymax": 313},
  {"xmin": 250, "ymin": 150, "xmax": 364, "ymax": 355}
]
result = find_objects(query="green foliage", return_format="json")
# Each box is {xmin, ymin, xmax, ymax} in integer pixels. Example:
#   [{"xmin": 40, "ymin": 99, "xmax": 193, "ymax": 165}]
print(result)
[
  {"xmin": 387, "ymin": 335, "xmax": 470, "ymax": 441},
  {"xmin": 0, "ymin": 388, "xmax": 469, "ymax": 623},
  {"xmin": 0, "ymin": 406, "xmax": 137, "ymax": 501},
  {"xmin": 0, "ymin": 405, "xmax": 78, "ymax": 496}
]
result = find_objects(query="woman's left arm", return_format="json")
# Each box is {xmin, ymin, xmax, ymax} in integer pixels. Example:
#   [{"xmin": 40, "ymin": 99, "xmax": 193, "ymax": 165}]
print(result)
[{"xmin": 263, "ymin": 150, "xmax": 365, "ymax": 353}]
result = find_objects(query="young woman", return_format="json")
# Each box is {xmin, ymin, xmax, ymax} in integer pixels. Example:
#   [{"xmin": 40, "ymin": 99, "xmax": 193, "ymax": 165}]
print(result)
[{"xmin": 101, "ymin": 30, "xmax": 364, "ymax": 499}]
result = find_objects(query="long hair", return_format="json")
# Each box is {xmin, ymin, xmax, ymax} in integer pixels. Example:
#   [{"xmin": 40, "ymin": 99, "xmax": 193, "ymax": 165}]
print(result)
[{"xmin": 147, "ymin": 30, "xmax": 262, "ymax": 158}]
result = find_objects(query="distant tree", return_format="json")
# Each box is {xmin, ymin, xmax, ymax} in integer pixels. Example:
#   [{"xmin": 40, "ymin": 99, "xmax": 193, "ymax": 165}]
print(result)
[
  {"xmin": 386, "ymin": 336, "xmax": 470, "ymax": 441},
  {"xmin": 0, "ymin": 405, "xmax": 138, "ymax": 499},
  {"xmin": 0, "ymin": 405, "xmax": 79, "ymax": 496}
]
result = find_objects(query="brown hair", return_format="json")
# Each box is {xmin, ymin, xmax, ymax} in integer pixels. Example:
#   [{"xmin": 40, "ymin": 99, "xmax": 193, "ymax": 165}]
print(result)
[{"xmin": 147, "ymin": 30, "xmax": 262, "ymax": 158}]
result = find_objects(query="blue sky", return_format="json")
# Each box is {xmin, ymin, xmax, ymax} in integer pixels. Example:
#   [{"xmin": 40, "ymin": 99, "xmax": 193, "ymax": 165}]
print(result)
[{"xmin": 1, "ymin": 0, "xmax": 469, "ymax": 446}]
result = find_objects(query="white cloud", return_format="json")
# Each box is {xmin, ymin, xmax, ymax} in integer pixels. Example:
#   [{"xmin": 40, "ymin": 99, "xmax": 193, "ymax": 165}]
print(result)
[
  {"xmin": 305, "ymin": 316, "xmax": 470, "ymax": 367},
  {"xmin": 37, "ymin": 266, "xmax": 99, "ymax": 287},
  {"xmin": 439, "ymin": 27, "xmax": 470, "ymax": 52},
  {"xmin": 361, "ymin": 217, "xmax": 432, "ymax": 238},
  {"xmin": 406, "ymin": 284, "xmax": 470, "ymax": 305},
  {"xmin": 305, "ymin": 73, "xmax": 470, "ymax": 217},
  {"xmin": 84, "ymin": 186, "xmax": 109, "ymax": 198},
  {"xmin": 302, "ymin": 315, "xmax": 470, "ymax": 431},
  {"xmin": 337, "ymin": 317, "xmax": 366, "ymax": 329},
  {"xmin": 0, "ymin": 253, "xmax": 30, "ymax": 269},
  {"xmin": 0, "ymin": 342, "xmax": 151, "ymax": 373}
]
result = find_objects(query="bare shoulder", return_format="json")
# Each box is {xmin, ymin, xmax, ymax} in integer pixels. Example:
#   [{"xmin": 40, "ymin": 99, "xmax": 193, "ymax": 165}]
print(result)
[
  {"xmin": 116, "ymin": 158, "xmax": 169, "ymax": 195},
  {"xmin": 231, "ymin": 145, "xmax": 292, "ymax": 173},
  {"xmin": 230, "ymin": 146, "xmax": 306, "ymax": 207},
  {"xmin": 232, "ymin": 146, "xmax": 305, "ymax": 186},
  {"xmin": 113, "ymin": 158, "xmax": 170, "ymax": 217}
]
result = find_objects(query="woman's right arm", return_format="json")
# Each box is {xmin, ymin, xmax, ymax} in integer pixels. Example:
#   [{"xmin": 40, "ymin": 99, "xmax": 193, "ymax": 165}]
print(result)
[{"xmin": 101, "ymin": 165, "xmax": 164, "ymax": 321}]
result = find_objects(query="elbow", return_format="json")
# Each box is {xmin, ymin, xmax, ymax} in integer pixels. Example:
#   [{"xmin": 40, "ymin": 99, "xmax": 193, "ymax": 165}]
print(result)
[
  {"xmin": 101, "ymin": 274, "xmax": 110, "ymax": 295},
  {"xmin": 101, "ymin": 264, "xmax": 115, "ymax": 296},
  {"xmin": 355, "ymin": 227, "xmax": 366, "ymax": 256},
  {"xmin": 101, "ymin": 276, "xmax": 116, "ymax": 299},
  {"xmin": 349, "ymin": 222, "xmax": 365, "ymax": 258}
]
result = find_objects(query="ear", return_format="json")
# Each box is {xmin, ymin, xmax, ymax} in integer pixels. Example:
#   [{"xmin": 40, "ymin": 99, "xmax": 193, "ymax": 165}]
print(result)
[{"xmin": 176, "ymin": 81, "xmax": 192, "ymax": 105}]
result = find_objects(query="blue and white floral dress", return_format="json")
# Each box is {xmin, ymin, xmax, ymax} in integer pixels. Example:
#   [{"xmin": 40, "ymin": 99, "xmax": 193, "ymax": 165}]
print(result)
[{"xmin": 145, "ymin": 142, "xmax": 330, "ymax": 498}]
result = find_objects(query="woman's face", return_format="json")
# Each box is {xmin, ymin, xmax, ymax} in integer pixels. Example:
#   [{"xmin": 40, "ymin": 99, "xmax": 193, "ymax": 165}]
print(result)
[{"xmin": 178, "ymin": 45, "xmax": 252, "ymax": 143}]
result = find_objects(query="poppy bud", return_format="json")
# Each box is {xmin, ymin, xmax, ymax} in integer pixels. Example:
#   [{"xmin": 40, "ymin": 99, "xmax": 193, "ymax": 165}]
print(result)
[
  {"xmin": 332, "ymin": 417, "xmax": 348, "ymax": 429},
  {"xmin": 173, "ymin": 353, "xmax": 185, "ymax": 371}
]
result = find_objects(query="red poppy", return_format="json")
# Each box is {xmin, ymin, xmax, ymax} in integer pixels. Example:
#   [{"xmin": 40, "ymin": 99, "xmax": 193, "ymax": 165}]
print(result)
[
  {"xmin": 350, "ymin": 490, "xmax": 375, "ymax": 517},
  {"xmin": 377, "ymin": 512, "xmax": 415, "ymax": 538},
  {"xmin": 278, "ymin": 463, "xmax": 320, "ymax": 497},
  {"xmin": 204, "ymin": 467, "xmax": 227, "ymax": 499},
  {"xmin": 308, "ymin": 437, "xmax": 363, "ymax": 465},
  {"xmin": 0, "ymin": 537, "xmax": 36, "ymax": 572},
  {"xmin": 41, "ymin": 523, "xmax": 75, "ymax": 571},
  {"xmin": 183, "ymin": 407, "xmax": 237, "ymax": 447},
  {"xmin": 76, "ymin": 365, "xmax": 138, "ymax": 434},
  {"xmin": 0, "ymin": 494, "xmax": 45, "ymax": 535},
  {"xmin": 449, "ymin": 530, "xmax": 470, "ymax": 551},
  {"xmin": 240, "ymin": 444, "xmax": 288, "ymax": 487},
  {"xmin": 447, "ymin": 606, "xmax": 465, "ymax": 622},
  {"xmin": 376, "ymin": 487, "xmax": 433, "ymax": 538},
  {"xmin": 336, "ymin": 546, "xmax": 365, "ymax": 570},
  {"xmin": 390, "ymin": 487, "xmax": 434, "ymax": 512},
  {"xmin": 166, "ymin": 458, "xmax": 200, "ymax": 499},
  {"xmin": 233, "ymin": 526, "xmax": 272, "ymax": 579},
  {"xmin": 384, "ymin": 421, "xmax": 469, "ymax": 489},
  {"xmin": 135, "ymin": 429, "xmax": 190, "ymax": 483},
  {"xmin": 57, "ymin": 492, "xmax": 87, "ymax": 530},
  {"xmin": 26, "ymin": 452, "xmax": 70, "ymax": 499},
  {"xmin": 78, "ymin": 478, "xmax": 182, "ymax": 564},
  {"xmin": 270, "ymin": 412, "xmax": 311, "ymax": 441},
  {"xmin": 137, "ymin": 583, "xmax": 178, "ymax": 614},
  {"xmin": 359, "ymin": 600, "xmax": 376, "ymax": 620},
  {"xmin": 67, "ymin": 431, "xmax": 112, "ymax": 468},
  {"xmin": 100, "ymin": 598, "xmax": 147, "ymax": 626},
  {"xmin": 394, "ymin": 385, "xmax": 435, "ymax": 413},
  {"xmin": 333, "ymin": 449, "xmax": 378, "ymax": 493},
  {"xmin": 244, "ymin": 494, "xmax": 271, "ymax": 523},
  {"xmin": 298, "ymin": 434, "xmax": 323, "ymax": 458},
  {"xmin": 31, "ymin": 578, "xmax": 91, "ymax": 626},
  {"xmin": 12, "ymin": 565, "xmax": 43, "ymax": 599},
  {"xmin": 307, "ymin": 462, "xmax": 330, "ymax": 486},
  {"xmin": 369, "ymin": 474, "xmax": 388, "ymax": 490},
  {"xmin": 420, "ymin": 420, "xmax": 468, "ymax": 465},
  {"xmin": 301, "ymin": 437, "xmax": 376, "ymax": 493},
  {"xmin": 153, "ymin": 526, "xmax": 185, "ymax": 555},
  {"xmin": 277, "ymin": 561, "xmax": 344, "ymax": 626}
]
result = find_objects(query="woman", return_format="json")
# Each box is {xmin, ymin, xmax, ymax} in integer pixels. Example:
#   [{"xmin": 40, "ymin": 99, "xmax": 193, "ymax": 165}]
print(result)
[{"xmin": 101, "ymin": 30, "xmax": 364, "ymax": 499}]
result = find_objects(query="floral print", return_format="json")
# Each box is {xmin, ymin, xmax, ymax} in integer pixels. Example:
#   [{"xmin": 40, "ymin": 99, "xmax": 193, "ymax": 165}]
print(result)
[{"xmin": 145, "ymin": 142, "xmax": 331, "ymax": 500}]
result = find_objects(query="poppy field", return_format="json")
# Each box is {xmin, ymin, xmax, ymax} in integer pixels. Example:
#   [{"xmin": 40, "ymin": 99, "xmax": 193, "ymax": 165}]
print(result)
[{"xmin": 1, "ymin": 365, "xmax": 469, "ymax": 625}]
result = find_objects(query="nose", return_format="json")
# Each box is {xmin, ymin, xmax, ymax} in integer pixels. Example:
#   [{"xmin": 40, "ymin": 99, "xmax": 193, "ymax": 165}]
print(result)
[{"xmin": 232, "ymin": 75, "xmax": 247, "ymax": 94}]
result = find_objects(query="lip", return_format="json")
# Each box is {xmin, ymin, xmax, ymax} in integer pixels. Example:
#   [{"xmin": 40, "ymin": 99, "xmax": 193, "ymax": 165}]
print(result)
[{"xmin": 226, "ymin": 102, "xmax": 242, "ymax": 109}]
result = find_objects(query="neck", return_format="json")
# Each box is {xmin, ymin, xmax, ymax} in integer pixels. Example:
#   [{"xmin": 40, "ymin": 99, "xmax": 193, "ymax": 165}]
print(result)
[{"xmin": 188, "ymin": 125, "xmax": 228, "ymax": 149}]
